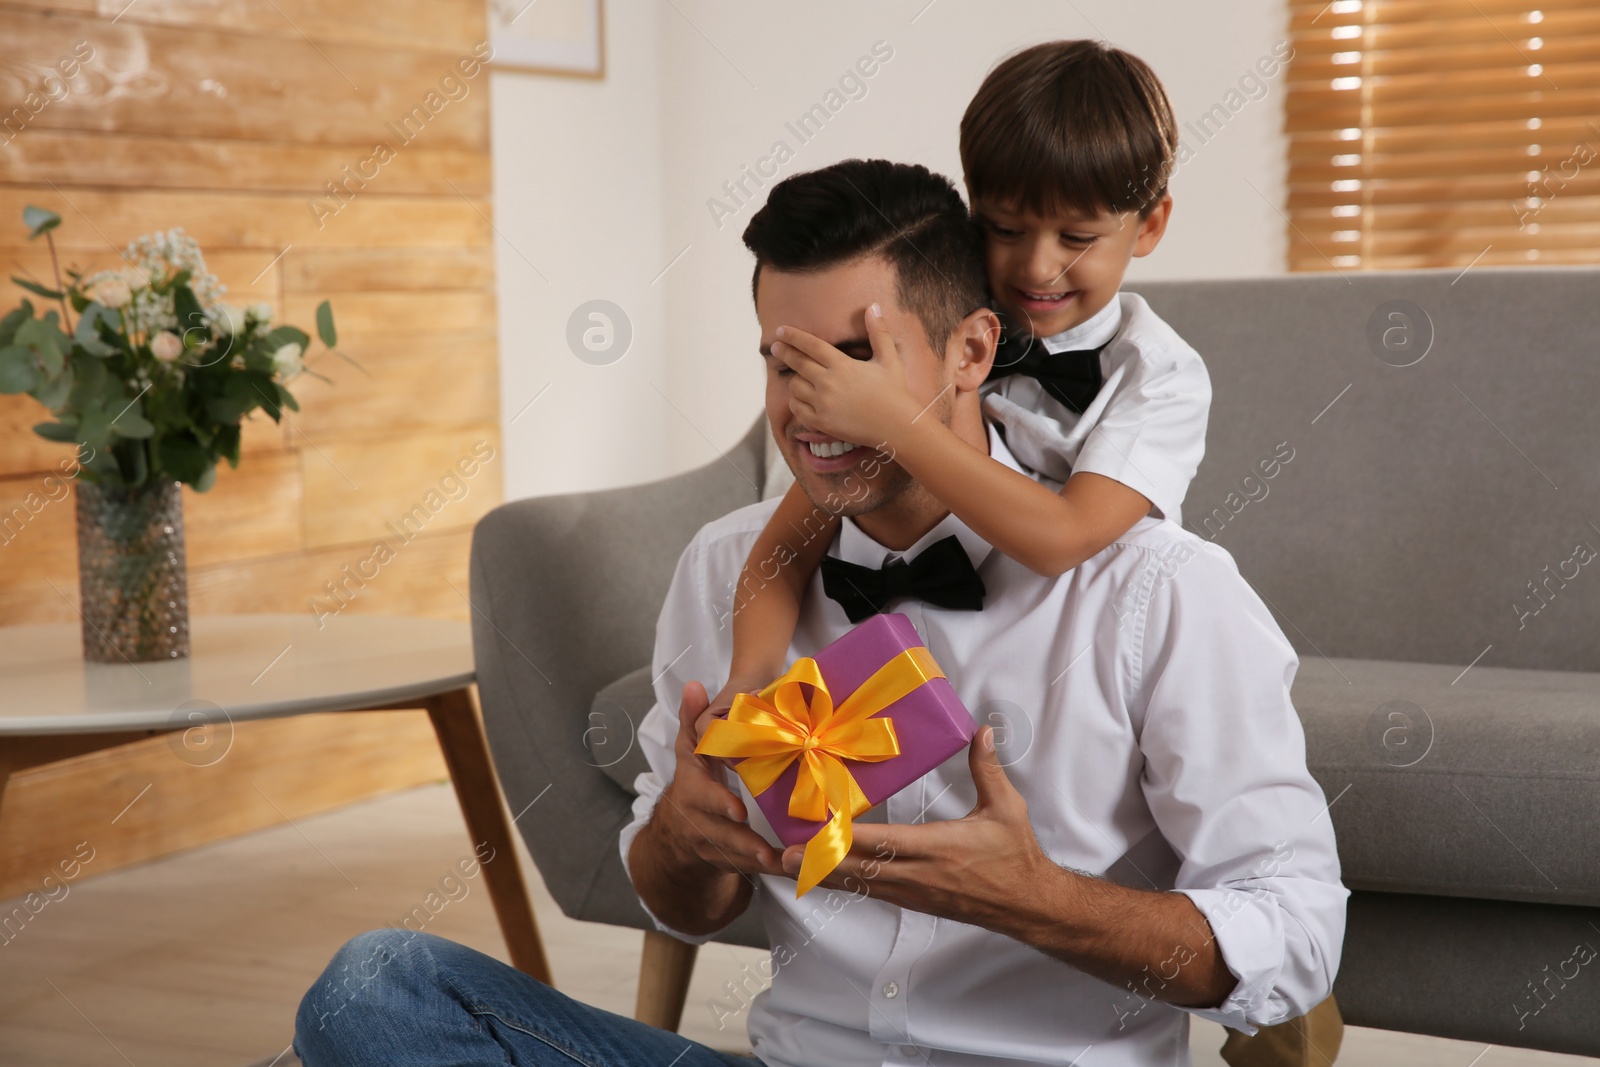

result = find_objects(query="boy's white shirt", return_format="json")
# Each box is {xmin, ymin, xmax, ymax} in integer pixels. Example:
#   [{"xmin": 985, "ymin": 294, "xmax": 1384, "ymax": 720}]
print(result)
[{"xmin": 980, "ymin": 290, "xmax": 1210, "ymax": 525}]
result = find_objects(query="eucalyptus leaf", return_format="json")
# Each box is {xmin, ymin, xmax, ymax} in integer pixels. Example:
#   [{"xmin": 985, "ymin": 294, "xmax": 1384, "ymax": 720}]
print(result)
[
  {"xmin": 77, "ymin": 408, "xmax": 112, "ymax": 455},
  {"xmin": 316, "ymin": 300, "xmax": 336, "ymax": 347},
  {"xmin": 14, "ymin": 315, "xmax": 67, "ymax": 377},
  {"xmin": 194, "ymin": 462, "xmax": 217, "ymax": 493},
  {"xmin": 34, "ymin": 362, "xmax": 73, "ymax": 410},
  {"xmin": 110, "ymin": 403, "xmax": 155, "ymax": 439},
  {"xmin": 11, "ymin": 276, "xmax": 63, "ymax": 300},
  {"xmin": 0, "ymin": 345, "xmax": 39, "ymax": 393},
  {"xmin": 75, "ymin": 306, "xmax": 117, "ymax": 357},
  {"xmin": 263, "ymin": 325, "xmax": 310, "ymax": 352},
  {"xmin": 22, "ymin": 205, "xmax": 61, "ymax": 240},
  {"xmin": 0, "ymin": 305, "xmax": 27, "ymax": 347},
  {"xmin": 33, "ymin": 418, "xmax": 79, "ymax": 443}
]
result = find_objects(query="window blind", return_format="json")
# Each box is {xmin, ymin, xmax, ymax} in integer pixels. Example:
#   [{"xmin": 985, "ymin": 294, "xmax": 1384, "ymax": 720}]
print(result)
[{"xmin": 1285, "ymin": 0, "xmax": 1600, "ymax": 271}]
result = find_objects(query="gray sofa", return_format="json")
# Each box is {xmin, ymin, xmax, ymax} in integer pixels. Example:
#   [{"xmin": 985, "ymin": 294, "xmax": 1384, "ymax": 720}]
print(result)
[{"xmin": 469, "ymin": 267, "xmax": 1600, "ymax": 1055}]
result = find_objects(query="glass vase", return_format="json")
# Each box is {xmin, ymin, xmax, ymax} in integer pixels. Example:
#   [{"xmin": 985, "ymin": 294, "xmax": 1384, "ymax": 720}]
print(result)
[{"xmin": 74, "ymin": 477, "xmax": 191, "ymax": 663}]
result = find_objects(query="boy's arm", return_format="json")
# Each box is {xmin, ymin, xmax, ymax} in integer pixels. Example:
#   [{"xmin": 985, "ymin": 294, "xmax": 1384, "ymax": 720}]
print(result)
[
  {"xmin": 885, "ymin": 420, "xmax": 1151, "ymax": 576},
  {"xmin": 715, "ymin": 480, "xmax": 837, "ymax": 718},
  {"xmin": 776, "ymin": 307, "xmax": 1150, "ymax": 577}
]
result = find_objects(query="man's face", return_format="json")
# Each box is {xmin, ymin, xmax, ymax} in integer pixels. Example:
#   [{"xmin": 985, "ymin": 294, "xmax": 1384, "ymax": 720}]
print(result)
[
  {"xmin": 757, "ymin": 255, "xmax": 956, "ymax": 519},
  {"xmin": 973, "ymin": 194, "xmax": 1171, "ymax": 339}
]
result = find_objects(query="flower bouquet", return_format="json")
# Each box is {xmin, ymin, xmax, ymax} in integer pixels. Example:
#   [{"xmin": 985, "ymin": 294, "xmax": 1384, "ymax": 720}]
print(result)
[{"xmin": 0, "ymin": 205, "xmax": 341, "ymax": 661}]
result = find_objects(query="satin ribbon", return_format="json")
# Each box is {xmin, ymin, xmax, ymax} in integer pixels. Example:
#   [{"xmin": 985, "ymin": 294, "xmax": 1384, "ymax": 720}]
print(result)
[{"xmin": 695, "ymin": 645, "xmax": 945, "ymax": 896}]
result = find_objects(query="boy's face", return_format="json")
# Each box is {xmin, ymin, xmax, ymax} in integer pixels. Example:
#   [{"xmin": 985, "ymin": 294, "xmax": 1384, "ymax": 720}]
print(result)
[{"xmin": 973, "ymin": 194, "xmax": 1172, "ymax": 340}]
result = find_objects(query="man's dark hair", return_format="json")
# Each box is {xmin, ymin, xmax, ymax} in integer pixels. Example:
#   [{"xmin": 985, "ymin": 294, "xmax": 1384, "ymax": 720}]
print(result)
[
  {"xmin": 741, "ymin": 159, "xmax": 989, "ymax": 352},
  {"xmin": 961, "ymin": 40, "xmax": 1178, "ymax": 219}
]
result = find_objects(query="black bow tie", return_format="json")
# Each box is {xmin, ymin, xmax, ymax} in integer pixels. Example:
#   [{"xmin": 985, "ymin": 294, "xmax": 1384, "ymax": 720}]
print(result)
[
  {"xmin": 819, "ymin": 535, "xmax": 986, "ymax": 623},
  {"xmin": 986, "ymin": 332, "xmax": 1110, "ymax": 414}
]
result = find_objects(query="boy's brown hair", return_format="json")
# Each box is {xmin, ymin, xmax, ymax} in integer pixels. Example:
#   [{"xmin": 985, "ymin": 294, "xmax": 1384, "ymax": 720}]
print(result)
[{"xmin": 960, "ymin": 40, "xmax": 1178, "ymax": 220}]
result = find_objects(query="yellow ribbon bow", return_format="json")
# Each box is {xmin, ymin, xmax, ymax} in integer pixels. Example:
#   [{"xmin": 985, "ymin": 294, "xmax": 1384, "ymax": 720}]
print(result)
[{"xmin": 694, "ymin": 645, "xmax": 944, "ymax": 896}]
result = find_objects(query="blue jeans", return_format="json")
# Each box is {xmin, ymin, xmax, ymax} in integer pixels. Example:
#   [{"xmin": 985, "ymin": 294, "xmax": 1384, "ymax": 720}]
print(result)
[{"xmin": 295, "ymin": 929, "xmax": 763, "ymax": 1067}]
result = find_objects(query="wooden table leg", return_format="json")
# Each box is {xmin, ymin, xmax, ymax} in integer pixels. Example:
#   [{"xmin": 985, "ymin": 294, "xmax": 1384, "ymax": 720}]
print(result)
[{"xmin": 423, "ymin": 685, "xmax": 553, "ymax": 985}]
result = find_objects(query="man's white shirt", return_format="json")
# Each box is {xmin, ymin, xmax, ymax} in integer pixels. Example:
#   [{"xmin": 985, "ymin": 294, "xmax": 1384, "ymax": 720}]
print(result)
[
  {"xmin": 981, "ymin": 291, "xmax": 1211, "ymax": 526},
  {"xmin": 619, "ymin": 421, "xmax": 1346, "ymax": 1067}
]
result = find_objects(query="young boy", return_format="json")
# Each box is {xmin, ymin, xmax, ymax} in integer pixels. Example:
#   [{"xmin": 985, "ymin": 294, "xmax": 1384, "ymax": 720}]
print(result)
[
  {"xmin": 716, "ymin": 39, "xmax": 1206, "ymax": 708},
  {"xmin": 713, "ymin": 41, "xmax": 1346, "ymax": 1067}
]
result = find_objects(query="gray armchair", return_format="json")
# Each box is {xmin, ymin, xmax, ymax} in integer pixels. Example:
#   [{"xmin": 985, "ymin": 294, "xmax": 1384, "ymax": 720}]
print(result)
[
  {"xmin": 468, "ymin": 414, "xmax": 773, "ymax": 1027},
  {"xmin": 470, "ymin": 266, "xmax": 1600, "ymax": 1054}
]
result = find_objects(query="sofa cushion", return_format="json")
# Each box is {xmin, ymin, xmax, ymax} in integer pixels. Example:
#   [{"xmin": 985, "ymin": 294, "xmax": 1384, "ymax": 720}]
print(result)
[
  {"xmin": 587, "ymin": 665, "xmax": 656, "ymax": 794},
  {"xmin": 1298, "ymin": 657, "xmax": 1600, "ymax": 909}
]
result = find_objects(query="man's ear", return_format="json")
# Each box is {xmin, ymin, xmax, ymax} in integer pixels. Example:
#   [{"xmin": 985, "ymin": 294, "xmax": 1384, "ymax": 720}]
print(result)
[
  {"xmin": 949, "ymin": 307, "xmax": 1001, "ymax": 392},
  {"xmin": 1132, "ymin": 193, "xmax": 1173, "ymax": 257}
]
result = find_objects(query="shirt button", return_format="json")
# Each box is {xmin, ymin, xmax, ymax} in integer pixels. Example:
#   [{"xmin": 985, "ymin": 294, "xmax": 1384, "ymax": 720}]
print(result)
[
  {"xmin": 882, "ymin": 980, "xmax": 899, "ymax": 998},
  {"xmin": 900, "ymin": 1045, "xmax": 917, "ymax": 1056}
]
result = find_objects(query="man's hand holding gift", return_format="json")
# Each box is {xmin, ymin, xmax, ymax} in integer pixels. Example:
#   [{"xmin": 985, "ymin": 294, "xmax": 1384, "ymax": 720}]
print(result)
[{"xmin": 776, "ymin": 723, "xmax": 1055, "ymax": 935}]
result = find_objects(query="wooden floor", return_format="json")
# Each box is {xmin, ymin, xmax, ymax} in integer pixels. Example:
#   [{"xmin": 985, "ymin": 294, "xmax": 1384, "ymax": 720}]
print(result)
[{"xmin": 0, "ymin": 783, "xmax": 1594, "ymax": 1067}]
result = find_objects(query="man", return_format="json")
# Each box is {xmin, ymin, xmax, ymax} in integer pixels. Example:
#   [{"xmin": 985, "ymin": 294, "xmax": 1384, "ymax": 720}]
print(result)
[{"xmin": 294, "ymin": 160, "xmax": 1345, "ymax": 1067}]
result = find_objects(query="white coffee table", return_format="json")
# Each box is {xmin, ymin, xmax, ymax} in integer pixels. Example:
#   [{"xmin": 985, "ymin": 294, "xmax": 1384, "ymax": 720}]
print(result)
[{"xmin": 0, "ymin": 612, "xmax": 551, "ymax": 983}]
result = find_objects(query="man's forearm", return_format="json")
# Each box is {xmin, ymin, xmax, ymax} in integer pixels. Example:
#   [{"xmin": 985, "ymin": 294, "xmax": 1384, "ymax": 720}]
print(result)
[
  {"xmin": 998, "ymin": 864, "xmax": 1237, "ymax": 1009},
  {"xmin": 628, "ymin": 811, "xmax": 753, "ymax": 937}
]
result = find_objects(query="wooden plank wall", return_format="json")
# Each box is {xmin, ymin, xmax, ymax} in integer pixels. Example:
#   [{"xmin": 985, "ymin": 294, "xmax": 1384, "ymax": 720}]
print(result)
[{"xmin": 0, "ymin": 0, "xmax": 503, "ymax": 896}]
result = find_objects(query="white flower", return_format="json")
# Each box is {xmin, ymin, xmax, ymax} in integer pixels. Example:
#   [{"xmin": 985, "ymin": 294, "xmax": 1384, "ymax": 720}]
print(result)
[
  {"xmin": 213, "ymin": 303, "xmax": 247, "ymax": 336},
  {"xmin": 247, "ymin": 302, "xmax": 273, "ymax": 325},
  {"xmin": 122, "ymin": 265, "xmax": 153, "ymax": 290},
  {"xmin": 271, "ymin": 341, "xmax": 304, "ymax": 379},
  {"xmin": 150, "ymin": 331, "xmax": 183, "ymax": 362},
  {"xmin": 92, "ymin": 276, "xmax": 131, "ymax": 308}
]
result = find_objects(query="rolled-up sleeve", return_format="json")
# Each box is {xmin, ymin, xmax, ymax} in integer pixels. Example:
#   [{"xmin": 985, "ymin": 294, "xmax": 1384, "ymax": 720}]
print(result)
[{"xmin": 1130, "ymin": 540, "xmax": 1348, "ymax": 1033}]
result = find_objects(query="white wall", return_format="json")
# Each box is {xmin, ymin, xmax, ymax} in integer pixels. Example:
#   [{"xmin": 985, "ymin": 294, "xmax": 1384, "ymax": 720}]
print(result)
[
  {"xmin": 489, "ymin": 0, "xmax": 672, "ymax": 503},
  {"xmin": 493, "ymin": 0, "xmax": 1291, "ymax": 499}
]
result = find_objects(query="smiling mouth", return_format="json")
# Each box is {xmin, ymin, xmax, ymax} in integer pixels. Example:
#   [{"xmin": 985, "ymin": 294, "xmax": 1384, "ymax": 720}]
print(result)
[
  {"xmin": 1014, "ymin": 287, "xmax": 1077, "ymax": 306},
  {"xmin": 805, "ymin": 439, "xmax": 858, "ymax": 458}
]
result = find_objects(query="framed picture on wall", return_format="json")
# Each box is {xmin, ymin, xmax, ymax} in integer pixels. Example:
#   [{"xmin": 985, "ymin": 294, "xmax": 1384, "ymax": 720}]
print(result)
[{"xmin": 488, "ymin": 0, "xmax": 605, "ymax": 78}]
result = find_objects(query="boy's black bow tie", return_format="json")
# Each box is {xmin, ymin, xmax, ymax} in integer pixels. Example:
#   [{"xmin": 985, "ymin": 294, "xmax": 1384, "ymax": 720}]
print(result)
[
  {"xmin": 819, "ymin": 534, "xmax": 986, "ymax": 623},
  {"xmin": 986, "ymin": 333, "xmax": 1112, "ymax": 414}
]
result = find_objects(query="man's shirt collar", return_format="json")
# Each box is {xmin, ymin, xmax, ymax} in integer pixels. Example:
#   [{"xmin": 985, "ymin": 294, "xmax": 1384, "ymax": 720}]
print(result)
[{"xmin": 834, "ymin": 419, "xmax": 1021, "ymax": 571}]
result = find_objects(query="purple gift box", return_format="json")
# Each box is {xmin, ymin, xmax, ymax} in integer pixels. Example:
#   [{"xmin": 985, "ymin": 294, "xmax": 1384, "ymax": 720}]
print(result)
[{"xmin": 737, "ymin": 612, "xmax": 976, "ymax": 848}]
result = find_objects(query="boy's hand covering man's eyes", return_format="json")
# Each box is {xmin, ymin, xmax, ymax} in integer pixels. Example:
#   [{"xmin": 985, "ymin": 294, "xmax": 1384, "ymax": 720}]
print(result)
[{"xmin": 774, "ymin": 303, "xmax": 924, "ymax": 448}]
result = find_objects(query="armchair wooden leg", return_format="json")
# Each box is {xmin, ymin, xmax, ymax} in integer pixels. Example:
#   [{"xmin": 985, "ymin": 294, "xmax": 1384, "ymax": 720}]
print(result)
[
  {"xmin": 1221, "ymin": 994, "xmax": 1344, "ymax": 1067},
  {"xmin": 636, "ymin": 930, "xmax": 699, "ymax": 1032}
]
